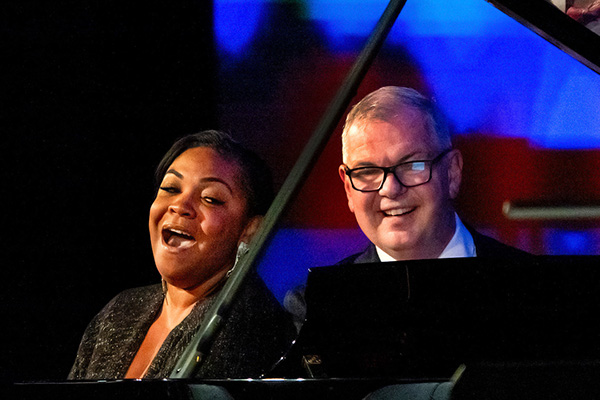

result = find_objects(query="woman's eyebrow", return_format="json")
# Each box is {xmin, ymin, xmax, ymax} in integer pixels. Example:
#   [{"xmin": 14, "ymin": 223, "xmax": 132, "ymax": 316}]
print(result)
[
  {"xmin": 165, "ymin": 169, "xmax": 233, "ymax": 194},
  {"xmin": 201, "ymin": 177, "xmax": 233, "ymax": 194},
  {"xmin": 165, "ymin": 169, "xmax": 183, "ymax": 179}
]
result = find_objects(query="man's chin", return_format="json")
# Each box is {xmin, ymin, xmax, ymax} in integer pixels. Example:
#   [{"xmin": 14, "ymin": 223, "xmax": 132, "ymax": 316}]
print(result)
[{"xmin": 377, "ymin": 235, "xmax": 416, "ymax": 258}]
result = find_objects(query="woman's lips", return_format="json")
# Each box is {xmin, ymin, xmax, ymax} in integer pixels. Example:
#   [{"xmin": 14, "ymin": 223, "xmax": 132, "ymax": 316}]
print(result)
[{"xmin": 162, "ymin": 228, "xmax": 196, "ymax": 249}]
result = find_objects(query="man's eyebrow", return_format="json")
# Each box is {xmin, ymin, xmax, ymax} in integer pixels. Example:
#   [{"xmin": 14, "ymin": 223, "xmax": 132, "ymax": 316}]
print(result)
[
  {"xmin": 352, "ymin": 161, "xmax": 379, "ymax": 168},
  {"xmin": 351, "ymin": 151, "xmax": 422, "ymax": 168},
  {"xmin": 396, "ymin": 151, "xmax": 422, "ymax": 163},
  {"xmin": 165, "ymin": 169, "xmax": 183, "ymax": 179}
]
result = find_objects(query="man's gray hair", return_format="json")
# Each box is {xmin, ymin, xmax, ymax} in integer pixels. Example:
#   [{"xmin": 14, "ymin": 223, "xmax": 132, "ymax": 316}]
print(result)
[{"xmin": 341, "ymin": 86, "xmax": 451, "ymax": 162}]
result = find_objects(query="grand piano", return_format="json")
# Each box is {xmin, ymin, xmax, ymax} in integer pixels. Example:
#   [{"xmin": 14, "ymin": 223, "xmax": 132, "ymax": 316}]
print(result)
[{"xmin": 6, "ymin": 0, "xmax": 600, "ymax": 399}]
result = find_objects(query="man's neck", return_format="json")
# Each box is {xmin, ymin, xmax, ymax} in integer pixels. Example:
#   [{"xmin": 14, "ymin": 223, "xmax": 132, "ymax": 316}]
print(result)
[{"xmin": 376, "ymin": 213, "xmax": 473, "ymax": 261}]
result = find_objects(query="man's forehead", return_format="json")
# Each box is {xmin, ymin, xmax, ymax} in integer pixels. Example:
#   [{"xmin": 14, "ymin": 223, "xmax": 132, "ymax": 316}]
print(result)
[
  {"xmin": 345, "ymin": 119, "xmax": 442, "ymax": 166},
  {"xmin": 347, "ymin": 119, "xmax": 435, "ymax": 149}
]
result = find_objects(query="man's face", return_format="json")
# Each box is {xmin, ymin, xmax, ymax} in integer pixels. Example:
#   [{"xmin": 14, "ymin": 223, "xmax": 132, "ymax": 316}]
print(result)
[{"xmin": 339, "ymin": 110, "xmax": 462, "ymax": 260}]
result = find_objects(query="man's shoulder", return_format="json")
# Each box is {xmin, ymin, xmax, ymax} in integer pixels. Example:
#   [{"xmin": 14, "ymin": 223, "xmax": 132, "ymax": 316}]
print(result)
[
  {"xmin": 337, "ymin": 230, "xmax": 528, "ymax": 263},
  {"xmin": 469, "ymin": 229, "xmax": 530, "ymax": 258},
  {"xmin": 336, "ymin": 243, "xmax": 380, "ymax": 265}
]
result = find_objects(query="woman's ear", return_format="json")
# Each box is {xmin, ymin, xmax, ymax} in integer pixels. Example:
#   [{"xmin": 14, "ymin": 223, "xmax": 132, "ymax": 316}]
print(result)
[{"xmin": 239, "ymin": 215, "xmax": 263, "ymax": 245}]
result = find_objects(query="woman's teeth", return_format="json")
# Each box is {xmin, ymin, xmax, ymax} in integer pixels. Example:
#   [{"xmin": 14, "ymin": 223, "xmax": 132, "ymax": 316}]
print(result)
[{"xmin": 164, "ymin": 229, "xmax": 196, "ymax": 248}]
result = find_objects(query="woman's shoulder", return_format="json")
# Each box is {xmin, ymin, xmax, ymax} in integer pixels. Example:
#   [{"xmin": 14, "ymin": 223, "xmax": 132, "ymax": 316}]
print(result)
[
  {"xmin": 237, "ymin": 272, "xmax": 282, "ymax": 311},
  {"xmin": 113, "ymin": 284, "xmax": 163, "ymax": 301},
  {"xmin": 235, "ymin": 272, "xmax": 296, "ymax": 338},
  {"xmin": 96, "ymin": 284, "xmax": 163, "ymax": 321},
  {"xmin": 104, "ymin": 283, "xmax": 161, "ymax": 305}
]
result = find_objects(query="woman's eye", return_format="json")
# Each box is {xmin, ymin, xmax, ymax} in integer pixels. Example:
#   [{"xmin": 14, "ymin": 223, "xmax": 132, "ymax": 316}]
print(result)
[{"xmin": 159, "ymin": 186, "xmax": 179, "ymax": 194}]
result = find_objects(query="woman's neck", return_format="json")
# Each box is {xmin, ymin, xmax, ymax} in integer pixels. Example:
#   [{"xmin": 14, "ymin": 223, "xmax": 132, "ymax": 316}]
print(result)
[
  {"xmin": 125, "ymin": 270, "xmax": 230, "ymax": 379},
  {"xmin": 161, "ymin": 269, "xmax": 228, "ymax": 328}
]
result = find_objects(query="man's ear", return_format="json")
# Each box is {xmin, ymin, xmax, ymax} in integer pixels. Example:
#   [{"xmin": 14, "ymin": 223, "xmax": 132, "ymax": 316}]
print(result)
[
  {"xmin": 447, "ymin": 149, "xmax": 463, "ymax": 199},
  {"xmin": 240, "ymin": 215, "xmax": 263, "ymax": 245},
  {"xmin": 339, "ymin": 164, "xmax": 356, "ymax": 213}
]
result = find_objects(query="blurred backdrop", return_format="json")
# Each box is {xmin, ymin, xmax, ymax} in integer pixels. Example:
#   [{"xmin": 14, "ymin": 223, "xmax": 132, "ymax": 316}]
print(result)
[{"xmin": 3, "ymin": 0, "xmax": 599, "ymax": 384}]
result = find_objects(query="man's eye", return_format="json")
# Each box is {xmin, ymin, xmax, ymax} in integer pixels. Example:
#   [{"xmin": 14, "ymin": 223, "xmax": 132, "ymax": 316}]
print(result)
[
  {"xmin": 410, "ymin": 162, "xmax": 426, "ymax": 171},
  {"xmin": 204, "ymin": 197, "xmax": 225, "ymax": 205},
  {"xmin": 353, "ymin": 168, "xmax": 381, "ymax": 179},
  {"xmin": 159, "ymin": 186, "xmax": 179, "ymax": 194},
  {"xmin": 397, "ymin": 162, "xmax": 425, "ymax": 172}
]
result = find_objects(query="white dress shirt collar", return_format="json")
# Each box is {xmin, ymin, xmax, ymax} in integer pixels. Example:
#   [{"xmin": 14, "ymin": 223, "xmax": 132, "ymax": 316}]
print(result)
[{"xmin": 376, "ymin": 213, "xmax": 476, "ymax": 262}]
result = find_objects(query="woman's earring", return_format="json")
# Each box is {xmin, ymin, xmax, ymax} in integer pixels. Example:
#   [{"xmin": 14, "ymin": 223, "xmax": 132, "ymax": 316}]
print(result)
[
  {"xmin": 236, "ymin": 242, "xmax": 249, "ymax": 263},
  {"xmin": 227, "ymin": 242, "xmax": 249, "ymax": 278}
]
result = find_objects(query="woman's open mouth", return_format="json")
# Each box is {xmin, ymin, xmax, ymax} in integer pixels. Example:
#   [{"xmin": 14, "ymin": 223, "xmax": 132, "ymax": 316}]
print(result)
[{"xmin": 162, "ymin": 228, "xmax": 196, "ymax": 249}]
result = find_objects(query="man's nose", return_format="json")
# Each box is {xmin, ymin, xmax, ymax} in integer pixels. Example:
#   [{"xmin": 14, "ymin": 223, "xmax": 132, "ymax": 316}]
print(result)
[
  {"xmin": 168, "ymin": 194, "xmax": 197, "ymax": 218},
  {"xmin": 378, "ymin": 171, "xmax": 407, "ymax": 198}
]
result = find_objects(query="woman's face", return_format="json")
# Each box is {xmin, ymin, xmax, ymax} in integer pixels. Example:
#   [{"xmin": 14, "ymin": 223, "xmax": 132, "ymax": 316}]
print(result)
[{"xmin": 149, "ymin": 147, "xmax": 259, "ymax": 290}]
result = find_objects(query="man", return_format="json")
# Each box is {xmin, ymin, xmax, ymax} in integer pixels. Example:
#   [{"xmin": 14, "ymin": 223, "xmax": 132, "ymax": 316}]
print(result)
[
  {"xmin": 283, "ymin": 86, "xmax": 526, "ymax": 331},
  {"xmin": 338, "ymin": 86, "xmax": 526, "ymax": 264},
  {"xmin": 278, "ymin": 87, "xmax": 531, "ymax": 379}
]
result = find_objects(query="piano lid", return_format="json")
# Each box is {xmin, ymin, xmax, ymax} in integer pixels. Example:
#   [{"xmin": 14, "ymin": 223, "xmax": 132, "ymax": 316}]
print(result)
[{"xmin": 488, "ymin": 0, "xmax": 600, "ymax": 74}]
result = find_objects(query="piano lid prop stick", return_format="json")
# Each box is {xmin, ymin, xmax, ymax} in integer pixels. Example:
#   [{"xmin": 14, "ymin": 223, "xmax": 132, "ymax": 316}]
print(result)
[{"xmin": 169, "ymin": 0, "xmax": 409, "ymax": 379}]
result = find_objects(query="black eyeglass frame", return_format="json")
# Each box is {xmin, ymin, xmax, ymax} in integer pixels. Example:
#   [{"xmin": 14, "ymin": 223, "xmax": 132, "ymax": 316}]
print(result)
[{"xmin": 344, "ymin": 148, "xmax": 453, "ymax": 192}]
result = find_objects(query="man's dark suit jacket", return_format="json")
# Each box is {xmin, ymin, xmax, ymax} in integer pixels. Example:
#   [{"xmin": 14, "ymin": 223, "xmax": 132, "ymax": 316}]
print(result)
[
  {"xmin": 337, "ymin": 229, "xmax": 529, "ymax": 265},
  {"xmin": 283, "ymin": 227, "xmax": 529, "ymax": 334},
  {"xmin": 277, "ymin": 229, "xmax": 532, "ymax": 378}
]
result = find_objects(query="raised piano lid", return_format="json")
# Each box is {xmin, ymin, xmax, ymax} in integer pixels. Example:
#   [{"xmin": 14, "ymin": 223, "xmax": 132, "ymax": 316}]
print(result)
[{"xmin": 488, "ymin": 0, "xmax": 600, "ymax": 74}]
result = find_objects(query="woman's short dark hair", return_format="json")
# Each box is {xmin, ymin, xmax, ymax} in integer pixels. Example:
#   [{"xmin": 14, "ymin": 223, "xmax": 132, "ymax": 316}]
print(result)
[{"xmin": 155, "ymin": 130, "xmax": 274, "ymax": 217}]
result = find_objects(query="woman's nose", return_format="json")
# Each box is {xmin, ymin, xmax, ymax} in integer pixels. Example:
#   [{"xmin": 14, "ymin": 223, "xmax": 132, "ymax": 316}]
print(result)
[{"xmin": 168, "ymin": 194, "xmax": 197, "ymax": 218}]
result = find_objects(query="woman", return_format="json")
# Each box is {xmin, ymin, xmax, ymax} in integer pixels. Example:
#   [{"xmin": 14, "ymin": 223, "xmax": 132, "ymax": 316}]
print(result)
[{"xmin": 68, "ymin": 130, "xmax": 295, "ymax": 379}]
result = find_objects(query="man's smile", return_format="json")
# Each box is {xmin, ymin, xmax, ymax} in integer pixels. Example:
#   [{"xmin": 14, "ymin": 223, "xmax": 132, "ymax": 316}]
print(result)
[{"xmin": 381, "ymin": 207, "xmax": 416, "ymax": 217}]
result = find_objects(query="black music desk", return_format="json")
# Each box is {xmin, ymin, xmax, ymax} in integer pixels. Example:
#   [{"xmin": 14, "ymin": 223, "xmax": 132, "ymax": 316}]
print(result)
[{"xmin": 8, "ymin": 378, "xmax": 451, "ymax": 400}]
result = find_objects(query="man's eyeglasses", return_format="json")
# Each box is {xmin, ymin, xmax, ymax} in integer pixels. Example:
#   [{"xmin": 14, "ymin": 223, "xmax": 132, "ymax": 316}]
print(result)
[{"xmin": 344, "ymin": 149, "xmax": 453, "ymax": 192}]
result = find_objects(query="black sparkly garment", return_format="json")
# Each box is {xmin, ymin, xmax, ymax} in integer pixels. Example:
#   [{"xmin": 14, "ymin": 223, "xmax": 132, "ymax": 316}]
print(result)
[{"xmin": 68, "ymin": 272, "xmax": 296, "ymax": 379}]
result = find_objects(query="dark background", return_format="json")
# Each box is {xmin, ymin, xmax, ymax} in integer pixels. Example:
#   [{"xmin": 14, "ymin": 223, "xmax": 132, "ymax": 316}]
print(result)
[
  {"xmin": 2, "ymin": 0, "xmax": 218, "ymax": 383},
  {"xmin": 4, "ymin": 0, "xmax": 599, "ymax": 387}
]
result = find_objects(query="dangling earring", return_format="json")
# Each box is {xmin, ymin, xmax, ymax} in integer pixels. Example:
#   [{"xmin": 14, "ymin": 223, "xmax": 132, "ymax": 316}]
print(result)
[
  {"xmin": 161, "ymin": 278, "xmax": 168, "ymax": 296},
  {"xmin": 227, "ymin": 242, "xmax": 249, "ymax": 278}
]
